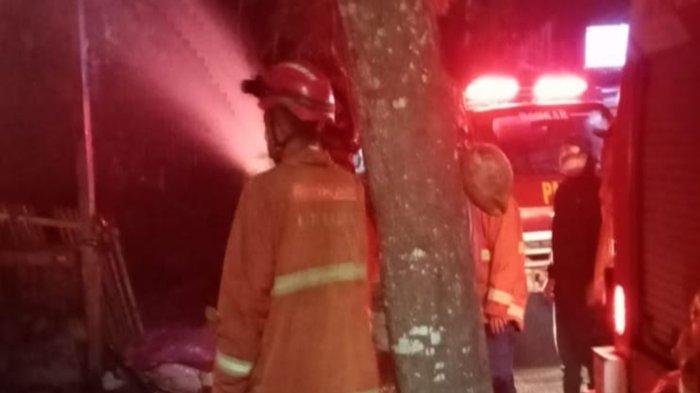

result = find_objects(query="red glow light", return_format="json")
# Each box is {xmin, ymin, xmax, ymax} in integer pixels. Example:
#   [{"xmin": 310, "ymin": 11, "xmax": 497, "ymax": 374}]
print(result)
[
  {"xmin": 533, "ymin": 75, "xmax": 588, "ymax": 102},
  {"xmin": 614, "ymin": 285, "xmax": 626, "ymax": 335},
  {"xmin": 465, "ymin": 76, "xmax": 520, "ymax": 105}
]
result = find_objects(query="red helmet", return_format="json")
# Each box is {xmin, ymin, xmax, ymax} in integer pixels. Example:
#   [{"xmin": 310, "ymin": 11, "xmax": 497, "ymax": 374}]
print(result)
[{"xmin": 243, "ymin": 62, "xmax": 336, "ymax": 123}]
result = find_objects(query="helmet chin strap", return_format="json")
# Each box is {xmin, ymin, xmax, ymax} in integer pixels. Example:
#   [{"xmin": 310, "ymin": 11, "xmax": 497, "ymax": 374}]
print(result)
[
  {"xmin": 269, "ymin": 132, "xmax": 291, "ymax": 163},
  {"xmin": 267, "ymin": 110, "xmax": 326, "ymax": 162},
  {"xmin": 269, "ymin": 125, "xmax": 314, "ymax": 162},
  {"xmin": 273, "ymin": 130, "xmax": 295, "ymax": 151}
]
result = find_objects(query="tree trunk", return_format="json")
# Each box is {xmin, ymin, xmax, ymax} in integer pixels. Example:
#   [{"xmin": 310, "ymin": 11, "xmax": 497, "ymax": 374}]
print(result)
[{"xmin": 336, "ymin": 1, "xmax": 492, "ymax": 392}]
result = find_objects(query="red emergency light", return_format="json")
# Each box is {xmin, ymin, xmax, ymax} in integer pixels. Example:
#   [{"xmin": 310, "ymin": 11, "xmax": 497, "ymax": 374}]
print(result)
[
  {"xmin": 614, "ymin": 285, "xmax": 626, "ymax": 335},
  {"xmin": 464, "ymin": 76, "xmax": 520, "ymax": 105},
  {"xmin": 533, "ymin": 75, "xmax": 588, "ymax": 102}
]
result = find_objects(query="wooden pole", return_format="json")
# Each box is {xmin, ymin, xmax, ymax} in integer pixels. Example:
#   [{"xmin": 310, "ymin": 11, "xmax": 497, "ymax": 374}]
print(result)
[
  {"xmin": 336, "ymin": 1, "xmax": 492, "ymax": 391},
  {"xmin": 76, "ymin": 0, "xmax": 103, "ymax": 380},
  {"xmin": 77, "ymin": 0, "xmax": 96, "ymax": 218}
]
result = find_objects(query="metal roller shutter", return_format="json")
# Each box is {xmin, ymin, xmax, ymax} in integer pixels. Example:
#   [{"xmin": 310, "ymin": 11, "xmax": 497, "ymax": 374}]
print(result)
[{"xmin": 640, "ymin": 42, "xmax": 700, "ymax": 361}]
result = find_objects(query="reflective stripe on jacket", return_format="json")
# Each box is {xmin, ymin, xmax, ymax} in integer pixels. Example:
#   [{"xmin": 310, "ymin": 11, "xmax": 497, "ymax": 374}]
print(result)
[
  {"xmin": 471, "ymin": 197, "xmax": 528, "ymax": 329},
  {"xmin": 214, "ymin": 147, "xmax": 379, "ymax": 393}
]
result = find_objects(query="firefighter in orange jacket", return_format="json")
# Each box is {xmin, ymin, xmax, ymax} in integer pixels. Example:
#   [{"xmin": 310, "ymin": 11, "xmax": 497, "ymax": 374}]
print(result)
[
  {"xmin": 213, "ymin": 62, "xmax": 379, "ymax": 393},
  {"xmin": 463, "ymin": 143, "xmax": 527, "ymax": 393},
  {"xmin": 472, "ymin": 198, "xmax": 527, "ymax": 393},
  {"xmin": 472, "ymin": 197, "xmax": 527, "ymax": 330}
]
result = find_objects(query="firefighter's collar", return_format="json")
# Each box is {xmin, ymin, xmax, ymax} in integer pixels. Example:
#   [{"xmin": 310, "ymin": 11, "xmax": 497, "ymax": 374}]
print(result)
[{"xmin": 282, "ymin": 145, "xmax": 332, "ymax": 166}]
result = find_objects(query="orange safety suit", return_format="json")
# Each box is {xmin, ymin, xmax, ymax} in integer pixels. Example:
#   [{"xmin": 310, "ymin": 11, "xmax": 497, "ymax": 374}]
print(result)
[
  {"xmin": 471, "ymin": 197, "xmax": 528, "ymax": 329},
  {"xmin": 591, "ymin": 139, "xmax": 615, "ymax": 305},
  {"xmin": 214, "ymin": 147, "xmax": 380, "ymax": 393}
]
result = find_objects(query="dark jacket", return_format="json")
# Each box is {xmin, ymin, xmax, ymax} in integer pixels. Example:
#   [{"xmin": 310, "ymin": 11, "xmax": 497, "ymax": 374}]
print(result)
[{"xmin": 550, "ymin": 160, "xmax": 601, "ymax": 305}]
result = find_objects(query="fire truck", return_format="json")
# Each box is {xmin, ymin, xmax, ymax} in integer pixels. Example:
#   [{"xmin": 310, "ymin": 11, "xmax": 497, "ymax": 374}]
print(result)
[
  {"xmin": 601, "ymin": 7, "xmax": 700, "ymax": 392},
  {"xmin": 461, "ymin": 72, "xmax": 616, "ymax": 368},
  {"xmin": 464, "ymin": 73, "xmax": 613, "ymax": 293},
  {"xmin": 462, "ymin": 11, "xmax": 700, "ymax": 390}
]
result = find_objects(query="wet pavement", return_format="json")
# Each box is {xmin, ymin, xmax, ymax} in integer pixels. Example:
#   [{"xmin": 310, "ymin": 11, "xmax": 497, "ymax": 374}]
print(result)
[
  {"xmin": 515, "ymin": 366, "xmax": 563, "ymax": 393},
  {"xmin": 513, "ymin": 292, "xmax": 564, "ymax": 393},
  {"xmin": 378, "ymin": 367, "xmax": 566, "ymax": 393}
]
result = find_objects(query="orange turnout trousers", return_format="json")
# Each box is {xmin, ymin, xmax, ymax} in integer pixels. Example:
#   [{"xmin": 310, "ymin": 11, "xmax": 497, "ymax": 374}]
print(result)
[{"xmin": 213, "ymin": 147, "xmax": 379, "ymax": 393}]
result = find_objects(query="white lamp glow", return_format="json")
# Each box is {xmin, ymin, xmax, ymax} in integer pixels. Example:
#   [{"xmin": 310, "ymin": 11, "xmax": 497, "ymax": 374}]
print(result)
[{"xmin": 585, "ymin": 24, "xmax": 630, "ymax": 69}]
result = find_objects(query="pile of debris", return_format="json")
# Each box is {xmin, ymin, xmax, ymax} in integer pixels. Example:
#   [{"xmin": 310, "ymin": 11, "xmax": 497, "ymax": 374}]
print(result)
[
  {"xmin": 0, "ymin": 205, "xmax": 144, "ymax": 391},
  {"xmin": 1, "ymin": 204, "xmax": 220, "ymax": 393}
]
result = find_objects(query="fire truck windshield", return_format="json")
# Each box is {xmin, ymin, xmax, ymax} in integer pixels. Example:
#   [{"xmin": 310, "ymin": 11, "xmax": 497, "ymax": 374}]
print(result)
[{"xmin": 473, "ymin": 107, "xmax": 608, "ymax": 176}]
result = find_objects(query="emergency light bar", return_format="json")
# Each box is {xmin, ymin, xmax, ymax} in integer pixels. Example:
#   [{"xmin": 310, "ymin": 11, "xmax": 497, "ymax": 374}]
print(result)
[
  {"xmin": 533, "ymin": 75, "xmax": 588, "ymax": 102},
  {"xmin": 464, "ymin": 76, "xmax": 520, "ymax": 105}
]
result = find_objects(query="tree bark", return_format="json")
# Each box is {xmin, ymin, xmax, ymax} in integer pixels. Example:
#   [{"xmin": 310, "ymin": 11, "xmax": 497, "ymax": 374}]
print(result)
[{"xmin": 336, "ymin": 1, "xmax": 492, "ymax": 392}]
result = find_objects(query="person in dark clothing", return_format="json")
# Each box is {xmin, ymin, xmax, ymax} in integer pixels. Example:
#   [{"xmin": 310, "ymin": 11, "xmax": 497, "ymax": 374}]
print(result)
[{"xmin": 545, "ymin": 135, "xmax": 609, "ymax": 393}]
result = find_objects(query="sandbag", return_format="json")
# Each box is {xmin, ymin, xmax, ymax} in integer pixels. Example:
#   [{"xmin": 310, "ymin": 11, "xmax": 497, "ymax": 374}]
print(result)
[
  {"xmin": 124, "ymin": 326, "xmax": 215, "ymax": 393},
  {"xmin": 141, "ymin": 363, "xmax": 209, "ymax": 393},
  {"xmin": 460, "ymin": 143, "xmax": 513, "ymax": 216},
  {"xmin": 125, "ymin": 326, "xmax": 215, "ymax": 371}
]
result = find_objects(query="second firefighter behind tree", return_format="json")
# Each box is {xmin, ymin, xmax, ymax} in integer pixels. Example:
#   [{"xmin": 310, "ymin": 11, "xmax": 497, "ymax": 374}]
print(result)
[{"xmin": 462, "ymin": 143, "xmax": 528, "ymax": 393}]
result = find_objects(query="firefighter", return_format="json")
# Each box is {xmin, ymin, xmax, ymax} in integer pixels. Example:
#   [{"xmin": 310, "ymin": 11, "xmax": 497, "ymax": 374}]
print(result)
[
  {"xmin": 213, "ymin": 62, "xmax": 379, "ymax": 393},
  {"xmin": 545, "ymin": 132, "xmax": 607, "ymax": 393},
  {"xmin": 462, "ymin": 143, "xmax": 528, "ymax": 393},
  {"xmin": 588, "ymin": 125, "xmax": 615, "ymax": 308}
]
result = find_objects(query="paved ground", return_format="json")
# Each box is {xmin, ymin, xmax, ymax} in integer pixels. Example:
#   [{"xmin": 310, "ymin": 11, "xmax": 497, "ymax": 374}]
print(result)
[
  {"xmin": 516, "ymin": 366, "xmax": 598, "ymax": 393},
  {"xmin": 513, "ymin": 293, "xmax": 566, "ymax": 393},
  {"xmin": 515, "ymin": 366, "xmax": 563, "ymax": 393},
  {"xmin": 378, "ymin": 367, "xmax": 567, "ymax": 393}
]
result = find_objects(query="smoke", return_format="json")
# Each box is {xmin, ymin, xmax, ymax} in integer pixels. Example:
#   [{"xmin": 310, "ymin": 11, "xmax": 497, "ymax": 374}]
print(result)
[{"xmin": 97, "ymin": 0, "xmax": 272, "ymax": 175}]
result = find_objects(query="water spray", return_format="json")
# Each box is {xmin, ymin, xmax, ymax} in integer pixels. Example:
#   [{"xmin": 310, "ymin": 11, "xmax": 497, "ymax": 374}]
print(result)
[{"xmin": 99, "ymin": 0, "xmax": 271, "ymax": 175}]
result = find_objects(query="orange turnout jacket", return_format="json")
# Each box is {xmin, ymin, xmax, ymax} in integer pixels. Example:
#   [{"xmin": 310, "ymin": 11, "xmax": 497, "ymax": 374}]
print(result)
[
  {"xmin": 471, "ymin": 197, "xmax": 528, "ymax": 329},
  {"xmin": 214, "ymin": 147, "xmax": 380, "ymax": 393},
  {"xmin": 592, "ymin": 141, "xmax": 615, "ymax": 305}
]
